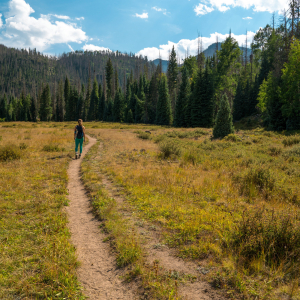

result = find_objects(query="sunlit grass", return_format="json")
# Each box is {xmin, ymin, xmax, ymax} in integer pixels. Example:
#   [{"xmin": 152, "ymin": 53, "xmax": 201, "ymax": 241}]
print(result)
[
  {"xmin": 84, "ymin": 125, "xmax": 300, "ymax": 300},
  {"xmin": 0, "ymin": 122, "xmax": 84, "ymax": 299}
]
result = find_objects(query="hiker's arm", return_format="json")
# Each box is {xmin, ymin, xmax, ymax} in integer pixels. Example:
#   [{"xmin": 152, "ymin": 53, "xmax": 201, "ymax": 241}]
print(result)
[
  {"xmin": 83, "ymin": 127, "xmax": 86, "ymax": 142},
  {"xmin": 74, "ymin": 126, "xmax": 77, "ymax": 140}
]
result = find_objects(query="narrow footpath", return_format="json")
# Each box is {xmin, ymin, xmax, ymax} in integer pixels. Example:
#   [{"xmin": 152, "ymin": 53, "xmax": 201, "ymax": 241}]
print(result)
[{"xmin": 66, "ymin": 135, "xmax": 136, "ymax": 300}]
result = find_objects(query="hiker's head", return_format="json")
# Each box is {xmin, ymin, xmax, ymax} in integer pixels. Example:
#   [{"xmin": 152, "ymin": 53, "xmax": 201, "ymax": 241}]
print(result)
[{"xmin": 78, "ymin": 119, "xmax": 83, "ymax": 126}]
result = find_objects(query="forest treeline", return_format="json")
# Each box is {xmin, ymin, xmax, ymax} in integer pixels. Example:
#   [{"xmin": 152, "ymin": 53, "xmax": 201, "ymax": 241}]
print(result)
[{"xmin": 0, "ymin": 0, "xmax": 300, "ymax": 130}]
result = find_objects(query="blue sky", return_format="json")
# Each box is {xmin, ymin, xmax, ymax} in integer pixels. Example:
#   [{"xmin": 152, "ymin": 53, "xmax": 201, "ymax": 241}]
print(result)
[{"xmin": 0, "ymin": 0, "xmax": 288, "ymax": 60}]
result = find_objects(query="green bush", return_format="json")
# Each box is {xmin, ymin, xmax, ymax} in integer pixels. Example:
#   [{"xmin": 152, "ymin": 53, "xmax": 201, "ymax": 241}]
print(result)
[
  {"xmin": 231, "ymin": 208, "xmax": 300, "ymax": 270},
  {"xmin": 137, "ymin": 132, "xmax": 151, "ymax": 140},
  {"xmin": 159, "ymin": 141, "xmax": 181, "ymax": 159},
  {"xmin": 282, "ymin": 135, "xmax": 300, "ymax": 147},
  {"xmin": 42, "ymin": 144, "xmax": 63, "ymax": 152},
  {"xmin": 0, "ymin": 145, "xmax": 22, "ymax": 161},
  {"xmin": 0, "ymin": 118, "xmax": 5, "ymax": 122},
  {"xmin": 224, "ymin": 134, "xmax": 241, "ymax": 142},
  {"xmin": 0, "ymin": 136, "xmax": 2, "ymax": 141},
  {"xmin": 182, "ymin": 149, "xmax": 200, "ymax": 165}
]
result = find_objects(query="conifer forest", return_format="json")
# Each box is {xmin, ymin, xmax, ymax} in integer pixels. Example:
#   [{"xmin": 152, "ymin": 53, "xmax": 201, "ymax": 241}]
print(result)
[{"xmin": 0, "ymin": 1, "xmax": 300, "ymax": 132}]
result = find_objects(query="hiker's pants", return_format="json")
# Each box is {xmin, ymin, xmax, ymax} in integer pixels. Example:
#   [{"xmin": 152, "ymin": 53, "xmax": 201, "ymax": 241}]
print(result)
[{"xmin": 75, "ymin": 137, "xmax": 84, "ymax": 154}]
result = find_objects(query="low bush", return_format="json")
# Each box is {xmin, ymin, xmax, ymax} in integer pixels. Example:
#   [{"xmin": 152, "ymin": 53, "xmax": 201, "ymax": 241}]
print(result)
[
  {"xmin": 0, "ymin": 136, "xmax": 2, "ymax": 141},
  {"xmin": 42, "ymin": 144, "xmax": 64, "ymax": 152},
  {"xmin": 283, "ymin": 135, "xmax": 300, "ymax": 147},
  {"xmin": 283, "ymin": 145, "xmax": 300, "ymax": 158},
  {"xmin": 182, "ymin": 149, "xmax": 200, "ymax": 165},
  {"xmin": 137, "ymin": 132, "xmax": 151, "ymax": 140},
  {"xmin": 224, "ymin": 134, "xmax": 241, "ymax": 142},
  {"xmin": 159, "ymin": 141, "xmax": 181, "ymax": 159},
  {"xmin": 0, "ymin": 145, "xmax": 22, "ymax": 161},
  {"xmin": 231, "ymin": 208, "xmax": 300, "ymax": 271},
  {"xmin": 0, "ymin": 118, "xmax": 5, "ymax": 122},
  {"xmin": 235, "ymin": 167, "xmax": 276, "ymax": 198},
  {"xmin": 19, "ymin": 143, "xmax": 28, "ymax": 150},
  {"xmin": 268, "ymin": 146, "xmax": 282, "ymax": 156}
]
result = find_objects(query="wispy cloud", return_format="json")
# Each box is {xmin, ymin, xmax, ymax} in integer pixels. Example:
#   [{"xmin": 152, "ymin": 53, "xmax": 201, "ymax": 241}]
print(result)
[
  {"xmin": 243, "ymin": 16, "xmax": 252, "ymax": 20},
  {"xmin": 194, "ymin": 0, "xmax": 289, "ymax": 16},
  {"xmin": 0, "ymin": 14, "xmax": 3, "ymax": 28},
  {"xmin": 53, "ymin": 14, "xmax": 70, "ymax": 20},
  {"xmin": 135, "ymin": 12, "xmax": 148, "ymax": 19},
  {"xmin": 194, "ymin": 4, "xmax": 214, "ymax": 16},
  {"xmin": 75, "ymin": 17, "xmax": 84, "ymax": 21},
  {"xmin": 152, "ymin": 6, "xmax": 169, "ymax": 15},
  {"xmin": 67, "ymin": 44, "xmax": 74, "ymax": 52}
]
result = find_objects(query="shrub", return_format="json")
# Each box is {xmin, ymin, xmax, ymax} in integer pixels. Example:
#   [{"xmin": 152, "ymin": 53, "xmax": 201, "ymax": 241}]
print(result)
[
  {"xmin": 0, "ymin": 145, "xmax": 22, "ymax": 161},
  {"xmin": 224, "ymin": 134, "xmax": 241, "ymax": 142},
  {"xmin": 159, "ymin": 141, "xmax": 181, "ymax": 159},
  {"xmin": 283, "ymin": 145, "xmax": 300, "ymax": 158},
  {"xmin": 137, "ymin": 132, "xmax": 151, "ymax": 140},
  {"xmin": 231, "ymin": 208, "xmax": 300, "ymax": 270},
  {"xmin": 0, "ymin": 118, "xmax": 5, "ymax": 122},
  {"xmin": 42, "ymin": 144, "xmax": 62, "ymax": 152},
  {"xmin": 236, "ymin": 167, "xmax": 276, "ymax": 198},
  {"xmin": 0, "ymin": 136, "xmax": 2, "ymax": 141},
  {"xmin": 182, "ymin": 149, "xmax": 199, "ymax": 165},
  {"xmin": 153, "ymin": 135, "xmax": 166, "ymax": 144},
  {"xmin": 283, "ymin": 135, "xmax": 300, "ymax": 147},
  {"xmin": 19, "ymin": 143, "xmax": 28, "ymax": 150},
  {"xmin": 268, "ymin": 146, "xmax": 282, "ymax": 156}
]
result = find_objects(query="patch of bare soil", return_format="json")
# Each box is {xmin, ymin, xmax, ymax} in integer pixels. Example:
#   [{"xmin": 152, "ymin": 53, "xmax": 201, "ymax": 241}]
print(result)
[
  {"xmin": 66, "ymin": 136, "xmax": 137, "ymax": 300},
  {"xmin": 98, "ymin": 143, "xmax": 226, "ymax": 300}
]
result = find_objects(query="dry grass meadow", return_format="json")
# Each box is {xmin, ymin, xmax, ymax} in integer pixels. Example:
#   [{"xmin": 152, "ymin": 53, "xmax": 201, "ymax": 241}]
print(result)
[
  {"xmin": 85, "ymin": 122, "xmax": 300, "ymax": 300},
  {"xmin": 2, "ymin": 121, "xmax": 300, "ymax": 299}
]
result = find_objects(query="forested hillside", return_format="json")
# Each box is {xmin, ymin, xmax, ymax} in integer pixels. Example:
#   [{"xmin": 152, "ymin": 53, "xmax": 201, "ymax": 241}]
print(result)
[{"xmin": 0, "ymin": 0, "xmax": 300, "ymax": 131}]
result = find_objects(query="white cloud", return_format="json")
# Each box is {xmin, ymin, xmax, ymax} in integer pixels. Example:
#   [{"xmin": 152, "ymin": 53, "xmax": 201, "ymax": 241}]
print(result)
[
  {"xmin": 194, "ymin": 4, "xmax": 214, "ymax": 15},
  {"xmin": 83, "ymin": 44, "xmax": 111, "ymax": 52},
  {"xmin": 152, "ymin": 6, "xmax": 168, "ymax": 15},
  {"xmin": 136, "ymin": 31, "xmax": 256, "ymax": 61},
  {"xmin": 195, "ymin": 0, "xmax": 289, "ymax": 15},
  {"xmin": 53, "ymin": 14, "xmax": 70, "ymax": 20},
  {"xmin": 76, "ymin": 17, "xmax": 85, "ymax": 21},
  {"xmin": 0, "ymin": 14, "xmax": 3, "ymax": 28},
  {"xmin": 0, "ymin": 0, "xmax": 88, "ymax": 51},
  {"xmin": 243, "ymin": 16, "xmax": 252, "ymax": 19},
  {"xmin": 135, "ymin": 12, "xmax": 148, "ymax": 19}
]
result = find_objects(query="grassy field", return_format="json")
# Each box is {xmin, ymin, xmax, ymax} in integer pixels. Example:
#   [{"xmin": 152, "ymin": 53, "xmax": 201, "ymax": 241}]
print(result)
[
  {"xmin": 2, "ymin": 121, "xmax": 300, "ymax": 300},
  {"xmin": 84, "ymin": 123, "xmax": 300, "ymax": 300},
  {"xmin": 0, "ymin": 122, "xmax": 84, "ymax": 299}
]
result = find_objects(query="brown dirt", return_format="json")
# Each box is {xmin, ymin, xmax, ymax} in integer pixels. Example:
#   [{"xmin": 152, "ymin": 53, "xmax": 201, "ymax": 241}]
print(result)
[
  {"xmin": 66, "ymin": 135, "xmax": 137, "ymax": 300},
  {"xmin": 99, "ymin": 144, "xmax": 226, "ymax": 300}
]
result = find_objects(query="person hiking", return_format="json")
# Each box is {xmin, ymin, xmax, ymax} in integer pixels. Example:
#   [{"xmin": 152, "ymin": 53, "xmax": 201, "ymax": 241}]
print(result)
[{"xmin": 74, "ymin": 119, "xmax": 86, "ymax": 159}]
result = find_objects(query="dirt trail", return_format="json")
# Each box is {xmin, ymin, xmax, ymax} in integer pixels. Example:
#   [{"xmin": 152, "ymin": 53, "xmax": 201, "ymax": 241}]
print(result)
[
  {"xmin": 99, "ymin": 144, "xmax": 225, "ymax": 300},
  {"xmin": 66, "ymin": 135, "xmax": 137, "ymax": 300}
]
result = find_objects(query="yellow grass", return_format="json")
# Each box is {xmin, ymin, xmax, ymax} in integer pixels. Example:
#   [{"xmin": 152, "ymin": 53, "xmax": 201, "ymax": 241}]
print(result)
[
  {"xmin": 0, "ymin": 122, "xmax": 84, "ymax": 299},
  {"xmin": 85, "ymin": 125, "xmax": 300, "ymax": 300}
]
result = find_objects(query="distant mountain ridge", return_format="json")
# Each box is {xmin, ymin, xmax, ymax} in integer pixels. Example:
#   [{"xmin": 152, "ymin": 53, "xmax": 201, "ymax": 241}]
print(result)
[{"xmin": 152, "ymin": 42, "xmax": 252, "ymax": 73}]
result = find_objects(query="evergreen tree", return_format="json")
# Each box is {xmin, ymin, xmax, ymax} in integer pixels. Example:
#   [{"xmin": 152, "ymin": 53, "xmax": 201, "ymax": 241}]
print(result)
[
  {"xmin": 167, "ymin": 46, "xmax": 178, "ymax": 111},
  {"xmin": 39, "ymin": 84, "xmax": 52, "ymax": 121},
  {"xmin": 88, "ymin": 78, "xmax": 99, "ymax": 120},
  {"xmin": 23, "ymin": 94, "xmax": 31, "ymax": 121},
  {"xmin": 64, "ymin": 77, "xmax": 70, "ymax": 120},
  {"xmin": 0, "ymin": 94, "xmax": 7, "ymax": 120},
  {"xmin": 30, "ymin": 96, "xmax": 38, "ymax": 122},
  {"xmin": 105, "ymin": 58, "xmax": 114, "ymax": 99},
  {"xmin": 135, "ymin": 93, "xmax": 144, "ymax": 123},
  {"xmin": 127, "ymin": 109, "xmax": 134, "ymax": 123},
  {"xmin": 233, "ymin": 79, "xmax": 243, "ymax": 121},
  {"xmin": 175, "ymin": 66, "xmax": 190, "ymax": 127},
  {"xmin": 113, "ymin": 88, "xmax": 124, "ymax": 122},
  {"xmin": 148, "ymin": 71, "xmax": 159, "ymax": 123},
  {"xmin": 84, "ymin": 76, "xmax": 91, "ymax": 121},
  {"xmin": 104, "ymin": 97, "xmax": 113, "ymax": 121},
  {"xmin": 156, "ymin": 74, "xmax": 172, "ymax": 125},
  {"xmin": 213, "ymin": 94, "xmax": 234, "ymax": 138}
]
